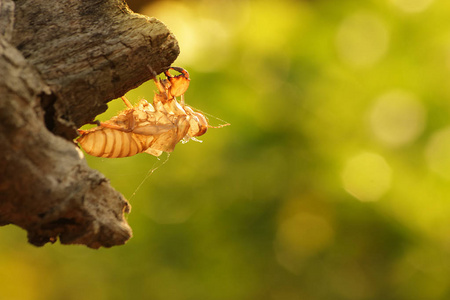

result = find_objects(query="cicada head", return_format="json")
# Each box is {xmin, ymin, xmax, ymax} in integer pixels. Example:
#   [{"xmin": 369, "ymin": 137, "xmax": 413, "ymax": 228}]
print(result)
[{"xmin": 190, "ymin": 112, "xmax": 208, "ymax": 137}]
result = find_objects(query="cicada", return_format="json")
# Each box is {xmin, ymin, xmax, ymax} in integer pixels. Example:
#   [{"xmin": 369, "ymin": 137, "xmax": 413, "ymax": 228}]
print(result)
[{"xmin": 77, "ymin": 67, "xmax": 227, "ymax": 158}]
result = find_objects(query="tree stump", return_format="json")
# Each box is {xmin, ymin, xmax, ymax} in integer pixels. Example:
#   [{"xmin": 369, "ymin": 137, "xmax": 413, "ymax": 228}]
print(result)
[{"xmin": 0, "ymin": 0, "xmax": 179, "ymax": 248}]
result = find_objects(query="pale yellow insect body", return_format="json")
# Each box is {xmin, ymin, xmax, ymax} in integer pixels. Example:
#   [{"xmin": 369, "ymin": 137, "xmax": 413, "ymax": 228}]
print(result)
[{"xmin": 77, "ymin": 67, "xmax": 215, "ymax": 158}]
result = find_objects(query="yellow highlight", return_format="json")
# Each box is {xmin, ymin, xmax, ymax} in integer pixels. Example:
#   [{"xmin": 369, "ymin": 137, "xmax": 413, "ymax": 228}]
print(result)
[
  {"xmin": 336, "ymin": 12, "xmax": 389, "ymax": 68},
  {"xmin": 142, "ymin": 2, "xmax": 233, "ymax": 72},
  {"xmin": 425, "ymin": 127, "xmax": 450, "ymax": 180},
  {"xmin": 390, "ymin": 0, "xmax": 435, "ymax": 13},
  {"xmin": 369, "ymin": 90, "xmax": 426, "ymax": 148},
  {"xmin": 342, "ymin": 152, "xmax": 392, "ymax": 202}
]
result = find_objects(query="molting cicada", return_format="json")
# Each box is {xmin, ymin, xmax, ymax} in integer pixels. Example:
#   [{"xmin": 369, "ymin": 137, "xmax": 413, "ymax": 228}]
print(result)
[{"xmin": 77, "ymin": 67, "xmax": 227, "ymax": 158}]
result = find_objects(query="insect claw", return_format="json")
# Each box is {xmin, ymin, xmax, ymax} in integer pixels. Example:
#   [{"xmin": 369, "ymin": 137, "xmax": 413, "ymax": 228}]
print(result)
[
  {"xmin": 170, "ymin": 67, "xmax": 189, "ymax": 78},
  {"xmin": 147, "ymin": 65, "xmax": 158, "ymax": 79}
]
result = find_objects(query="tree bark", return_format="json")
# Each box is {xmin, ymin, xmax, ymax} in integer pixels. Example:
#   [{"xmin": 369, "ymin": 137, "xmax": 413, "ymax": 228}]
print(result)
[{"xmin": 0, "ymin": 0, "xmax": 179, "ymax": 248}]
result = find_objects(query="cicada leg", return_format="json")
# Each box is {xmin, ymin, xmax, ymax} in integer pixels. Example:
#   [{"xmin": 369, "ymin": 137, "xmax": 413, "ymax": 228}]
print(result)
[
  {"xmin": 147, "ymin": 65, "xmax": 167, "ymax": 95},
  {"xmin": 146, "ymin": 66, "xmax": 167, "ymax": 98},
  {"xmin": 147, "ymin": 65, "xmax": 158, "ymax": 79},
  {"xmin": 121, "ymin": 96, "xmax": 133, "ymax": 108},
  {"xmin": 170, "ymin": 66, "xmax": 188, "ymax": 76}
]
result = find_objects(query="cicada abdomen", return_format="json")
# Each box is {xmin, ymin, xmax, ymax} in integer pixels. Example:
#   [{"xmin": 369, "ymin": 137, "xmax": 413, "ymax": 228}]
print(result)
[
  {"xmin": 77, "ymin": 67, "xmax": 228, "ymax": 158},
  {"xmin": 77, "ymin": 128, "xmax": 155, "ymax": 158}
]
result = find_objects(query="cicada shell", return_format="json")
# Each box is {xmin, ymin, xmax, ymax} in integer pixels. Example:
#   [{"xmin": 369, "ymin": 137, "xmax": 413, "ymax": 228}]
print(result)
[{"xmin": 77, "ymin": 67, "xmax": 224, "ymax": 158}]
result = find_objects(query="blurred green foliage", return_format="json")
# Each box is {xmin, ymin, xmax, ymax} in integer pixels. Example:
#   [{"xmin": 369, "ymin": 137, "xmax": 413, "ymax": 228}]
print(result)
[{"xmin": 4, "ymin": 0, "xmax": 450, "ymax": 299}]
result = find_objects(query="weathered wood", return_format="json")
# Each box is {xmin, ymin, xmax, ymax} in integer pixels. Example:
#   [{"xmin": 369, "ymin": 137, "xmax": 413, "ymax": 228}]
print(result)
[{"xmin": 0, "ymin": 0, "xmax": 179, "ymax": 248}]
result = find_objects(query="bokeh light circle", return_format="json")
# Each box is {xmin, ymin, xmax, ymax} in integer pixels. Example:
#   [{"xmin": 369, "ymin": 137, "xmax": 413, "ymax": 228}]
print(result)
[
  {"xmin": 336, "ymin": 12, "xmax": 389, "ymax": 68},
  {"xmin": 342, "ymin": 152, "xmax": 392, "ymax": 202},
  {"xmin": 390, "ymin": 0, "xmax": 435, "ymax": 13},
  {"xmin": 275, "ymin": 213, "xmax": 334, "ymax": 273},
  {"xmin": 369, "ymin": 90, "xmax": 426, "ymax": 148}
]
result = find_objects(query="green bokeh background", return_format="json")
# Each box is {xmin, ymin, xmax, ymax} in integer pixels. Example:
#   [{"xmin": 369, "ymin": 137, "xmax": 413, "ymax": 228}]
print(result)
[{"xmin": 3, "ymin": 0, "xmax": 450, "ymax": 299}]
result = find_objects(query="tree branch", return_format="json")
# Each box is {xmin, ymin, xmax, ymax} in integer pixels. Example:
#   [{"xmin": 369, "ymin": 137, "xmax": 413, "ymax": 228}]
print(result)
[{"xmin": 0, "ymin": 0, "xmax": 179, "ymax": 248}]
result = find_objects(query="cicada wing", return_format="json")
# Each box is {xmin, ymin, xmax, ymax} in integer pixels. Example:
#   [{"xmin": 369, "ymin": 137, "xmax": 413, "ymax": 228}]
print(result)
[
  {"xmin": 132, "ymin": 123, "xmax": 175, "ymax": 136},
  {"xmin": 144, "ymin": 116, "xmax": 190, "ymax": 153}
]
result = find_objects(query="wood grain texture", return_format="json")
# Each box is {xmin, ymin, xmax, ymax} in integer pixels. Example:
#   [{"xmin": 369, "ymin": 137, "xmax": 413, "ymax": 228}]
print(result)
[{"xmin": 0, "ymin": 0, "xmax": 179, "ymax": 248}]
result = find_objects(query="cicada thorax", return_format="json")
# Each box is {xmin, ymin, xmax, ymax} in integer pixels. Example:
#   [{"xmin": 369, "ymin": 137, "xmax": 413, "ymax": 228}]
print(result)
[{"xmin": 144, "ymin": 115, "xmax": 190, "ymax": 155}]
